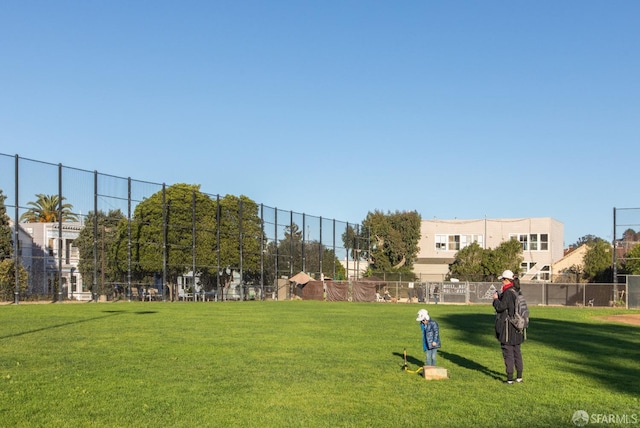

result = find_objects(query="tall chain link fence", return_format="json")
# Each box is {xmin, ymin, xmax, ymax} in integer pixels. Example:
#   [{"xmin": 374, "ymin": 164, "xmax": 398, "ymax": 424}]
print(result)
[
  {"xmin": 613, "ymin": 206, "xmax": 640, "ymax": 301},
  {"xmin": 1, "ymin": 153, "xmax": 369, "ymax": 303},
  {"xmin": 2, "ymin": 153, "xmax": 638, "ymax": 309}
]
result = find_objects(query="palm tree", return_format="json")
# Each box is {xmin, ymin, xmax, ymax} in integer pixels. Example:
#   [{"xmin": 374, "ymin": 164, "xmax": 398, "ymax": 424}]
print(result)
[{"xmin": 19, "ymin": 194, "xmax": 79, "ymax": 223}]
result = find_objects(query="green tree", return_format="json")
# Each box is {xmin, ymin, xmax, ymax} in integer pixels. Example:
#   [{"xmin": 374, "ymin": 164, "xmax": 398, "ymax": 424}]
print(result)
[
  {"xmin": 621, "ymin": 228, "xmax": 640, "ymax": 242},
  {"xmin": 342, "ymin": 224, "xmax": 360, "ymax": 260},
  {"xmin": 448, "ymin": 238, "xmax": 522, "ymax": 281},
  {"xmin": 302, "ymin": 241, "xmax": 345, "ymax": 280},
  {"xmin": 0, "ymin": 259, "xmax": 28, "ymax": 300},
  {"xmin": 623, "ymin": 244, "xmax": 640, "ymax": 274},
  {"xmin": 19, "ymin": 193, "xmax": 78, "ymax": 223},
  {"xmin": 0, "ymin": 189, "xmax": 12, "ymax": 260},
  {"xmin": 582, "ymin": 239, "xmax": 612, "ymax": 282},
  {"xmin": 216, "ymin": 194, "xmax": 264, "ymax": 281},
  {"xmin": 261, "ymin": 240, "xmax": 281, "ymax": 286},
  {"xmin": 0, "ymin": 190, "xmax": 27, "ymax": 299},
  {"xmin": 482, "ymin": 238, "xmax": 523, "ymax": 280},
  {"xmin": 74, "ymin": 209, "xmax": 126, "ymax": 295},
  {"xmin": 357, "ymin": 210, "xmax": 421, "ymax": 279},
  {"xmin": 449, "ymin": 241, "xmax": 487, "ymax": 281},
  {"xmin": 262, "ymin": 222, "xmax": 345, "ymax": 283},
  {"xmin": 619, "ymin": 229, "xmax": 640, "ymax": 255},
  {"xmin": 570, "ymin": 234, "xmax": 600, "ymax": 248},
  {"xmin": 112, "ymin": 184, "xmax": 219, "ymax": 299},
  {"xmin": 261, "ymin": 223, "xmax": 304, "ymax": 286}
]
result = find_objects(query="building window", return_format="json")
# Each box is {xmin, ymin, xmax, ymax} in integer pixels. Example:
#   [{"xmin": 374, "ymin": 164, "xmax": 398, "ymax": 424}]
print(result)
[
  {"xmin": 448, "ymin": 235, "xmax": 460, "ymax": 251},
  {"xmin": 519, "ymin": 234, "xmax": 528, "ymax": 251},
  {"xmin": 540, "ymin": 234, "xmax": 549, "ymax": 251},
  {"xmin": 435, "ymin": 234, "xmax": 483, "ymax": 251},
  {"xmin": 511, "ymin": 233, "xmax": 549, "ymax": 252},
  {"xmin": 65, "ymin": 239, "xmax": 71, "ymax": 264},
  {"xmin": 539, "ymin": 265, "xmax": 550, "ymax": 281},
  {"xmin": 520, "ymin": 262, "xmax": 550, "ymax": 281}
]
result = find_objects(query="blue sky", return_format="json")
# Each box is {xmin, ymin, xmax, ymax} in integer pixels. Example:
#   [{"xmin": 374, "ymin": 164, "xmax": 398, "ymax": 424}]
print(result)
[{"xmin": 2, "ymin": 1, "xmax": 639, "ymax": 247}]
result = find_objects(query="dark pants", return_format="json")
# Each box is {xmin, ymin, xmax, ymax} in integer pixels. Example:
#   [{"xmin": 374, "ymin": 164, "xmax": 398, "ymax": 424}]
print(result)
[{"xmin": 501, "ymin": 343, "xmax": 523, "ymax": 380}]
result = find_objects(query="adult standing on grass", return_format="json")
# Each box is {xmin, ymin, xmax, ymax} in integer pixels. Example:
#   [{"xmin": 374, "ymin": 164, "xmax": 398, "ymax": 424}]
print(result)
[
  {"xmin": 493, "ymin": 270, "xmax": 524, "ymax": 384},
  {"xmin": 416, "ymin": 309, "xmax": 441, "ymax": 366}
]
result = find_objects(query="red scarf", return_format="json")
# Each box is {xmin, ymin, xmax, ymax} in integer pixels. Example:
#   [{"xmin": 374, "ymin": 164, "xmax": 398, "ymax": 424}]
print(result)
[{"xmin": 501, "ymin": 281, "xmax": 514, "ymax": 293}]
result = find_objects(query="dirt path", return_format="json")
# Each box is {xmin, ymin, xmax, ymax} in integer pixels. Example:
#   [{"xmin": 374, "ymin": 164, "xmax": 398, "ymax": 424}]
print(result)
[{"xmin": 602, "ymin": 314, "xmax": 640, "ymax": 326}]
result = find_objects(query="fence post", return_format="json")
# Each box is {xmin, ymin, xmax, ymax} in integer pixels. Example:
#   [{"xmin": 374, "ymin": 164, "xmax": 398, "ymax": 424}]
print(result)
[
  {"xmin": 626, "ymin": 281, "xmax": 629, "ymax": 309},
  {"xmin": 260, "ymin": 204, "xmax": 264, "ymax": 299},
  {"xmin": 13, "ymin": 155, "xmax": 20, "ymax": 304},
  {"xmin": 127, "ymin": 177, "xmax": 132, "ymax": 302},
  {"xmin": 162, "ymin": 184, "xmax": 167, "ymax": 301},
  {"xmin": 465, "ymin": 281, "xmax": 470, "ymax": 304},
  {"xmin": 57, "ymin": 163, "xmax": 63, "ymax": 302},
  {"xmin": 93, "ymin": 170, "xmax": 98, "ymax": 302},
  {"xmin": 613, "ymin": 207, "xmax": 618, "ymax": 300}
]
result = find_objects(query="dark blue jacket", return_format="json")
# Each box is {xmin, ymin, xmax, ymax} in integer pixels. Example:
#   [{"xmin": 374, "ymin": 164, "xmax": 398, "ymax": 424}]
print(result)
[{"xmin": 420, "ymin": 319, "xmax": 441, "ymax": 351}]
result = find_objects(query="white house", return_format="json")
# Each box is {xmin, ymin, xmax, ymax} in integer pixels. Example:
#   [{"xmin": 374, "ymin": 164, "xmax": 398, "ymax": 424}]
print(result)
[{"xmin": 16, "ymin": 221, "xmax": 87, "ymax": 300}]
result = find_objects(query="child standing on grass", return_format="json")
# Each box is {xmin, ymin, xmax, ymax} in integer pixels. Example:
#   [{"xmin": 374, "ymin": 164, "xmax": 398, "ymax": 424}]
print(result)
[{"xmin": 416, "ymin": 309, "xmax": 441, "ymax": 366}]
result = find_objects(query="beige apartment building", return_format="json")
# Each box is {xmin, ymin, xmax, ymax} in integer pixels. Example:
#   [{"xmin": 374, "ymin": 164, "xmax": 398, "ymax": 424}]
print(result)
[{"xmin": 414, "ymin": 217, "xmax": 564, "ymax": 281}]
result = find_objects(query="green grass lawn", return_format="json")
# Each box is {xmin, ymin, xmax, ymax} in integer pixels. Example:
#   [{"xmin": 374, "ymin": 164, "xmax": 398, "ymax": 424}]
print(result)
[{"xmin": 1, "ymin": 301, "xmax": 638, "ymax": 427}]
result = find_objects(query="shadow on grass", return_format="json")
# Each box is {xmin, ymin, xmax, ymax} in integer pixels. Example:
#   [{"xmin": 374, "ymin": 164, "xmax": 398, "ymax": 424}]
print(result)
[
  {"xmin": 391, "ymin": 351, "xmax": 426, "ymax": 377},
  {"xmin": 102, "ymin": 310, "xmax": 158, "ymax": 315},
  {"xmin": 438, "ymin": 312, "xmax": 497, "ymax": 348},
  {"xmin": 438, "ymin": 312, "xmax": 640, "ymax": 395},
  {"xmin": 390, "ymin": 349, "xmax": 503, "ymax": 379},
  {"xmin": 392, "ymin": 351, "xmax": 423, "ymax": 368},
  {"xmin": 533, "ymin": 317, "xmax": 640, "ymax": 396},
  {"xmin": 438, "ymin": 350, "xmax": 503, "ymax": 380},
  {"xmin": 0, "ymin": 310, "xmax": 130, "ymax": 340}
]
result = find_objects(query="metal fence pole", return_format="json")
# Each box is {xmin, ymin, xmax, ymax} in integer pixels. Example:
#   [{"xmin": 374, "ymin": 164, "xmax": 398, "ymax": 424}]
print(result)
[
  {"xmin": 57, "ymin": 163, "xmax": 63, "ymax": 302},
  {"xmin": 192, "ymin": 190, "xmax": 196, "ymax": 299},
  {"xmin": 162, "ymin": 184, "xmax": 167, "ymax": 302},
  {"xmin": 127, "ymin": 177, "xmax": 132, "ymax": 302},
  {"xmin": 613, "ymin": 207, "xmax": 618, "ymax": 299},
  {"xmin": 13, "ymin": 155, "xmax": 20, "ymax": 304},
  {"xmin": 319, "ymin": 216, "xmax": 323, "ymax": 280},
  {"xmin": 332, "ymin": 219, "xmax": 336, "ymax": 280},
  {"xmin": 289, "ymin": 211, "xmax": 293, "ymax": 279},
  {"xmin": 302, "ymin": 213, "xmax": 306, "ymax": 274},
  {"xmin": 92, "ymin": 170, "xmax": 98, "ymax": 302},
  {"xmin": 346, "ymin": 222, "xmax": 350, "ymax": 281},
  {"xmin": 260, "ymin": 204, "xmax": 264, "ymax": 299},
  {"xmin": 216, "ymin": 195, "xmax": 220, "ymax": 300},
  {"xmin": 274, "ymin": 208, "xmax": 278, "ymax": 297},
  {"xmin": 239, "ymin": 198, "xmax": 243, "ymax": 286}
]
